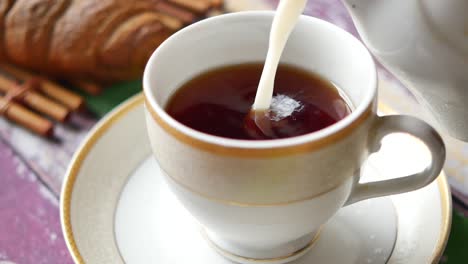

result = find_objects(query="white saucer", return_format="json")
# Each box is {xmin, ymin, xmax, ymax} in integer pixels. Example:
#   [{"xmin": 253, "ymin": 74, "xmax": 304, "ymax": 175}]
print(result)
[
  {"xmin": 61, "ymin": 94, "xmax": 451, "ymax": 264},
  {"xmin": 115, "ymin": 156, "xmax": 398, "ymax": 264}
]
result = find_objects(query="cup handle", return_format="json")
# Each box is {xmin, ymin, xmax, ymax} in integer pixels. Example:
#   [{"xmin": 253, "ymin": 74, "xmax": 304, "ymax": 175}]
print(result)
[{"xmin": 345, "ymin": 115, "xmax": 446, "ymax": 205}]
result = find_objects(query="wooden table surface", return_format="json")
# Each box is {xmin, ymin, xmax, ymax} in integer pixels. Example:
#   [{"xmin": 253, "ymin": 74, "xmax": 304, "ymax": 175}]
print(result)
[{"xmin": 0, "ymin": 1, "xmax": 466, "ymax": 263}]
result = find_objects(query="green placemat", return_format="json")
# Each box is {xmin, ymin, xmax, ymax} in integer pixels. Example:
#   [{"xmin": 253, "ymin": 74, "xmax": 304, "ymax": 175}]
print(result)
[
  {"xmin": 80, "ymin": 80, "xmax": 142, "ymax": 117},
  {"xmin": 441, "ymin": 211, "xmax": 468, "ymax": 263}
]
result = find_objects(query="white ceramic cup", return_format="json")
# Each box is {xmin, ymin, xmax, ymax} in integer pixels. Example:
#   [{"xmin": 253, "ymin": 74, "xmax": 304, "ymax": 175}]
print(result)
[{"xmin": 143, "ymin": 11, "xmax": 446, "ymax": 264}]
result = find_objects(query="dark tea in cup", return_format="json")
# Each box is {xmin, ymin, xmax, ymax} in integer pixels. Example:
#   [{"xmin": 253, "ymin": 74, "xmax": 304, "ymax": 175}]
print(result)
[{"xmin": 165, "ymin": 63, "xmax": 351, "ymax": 140}]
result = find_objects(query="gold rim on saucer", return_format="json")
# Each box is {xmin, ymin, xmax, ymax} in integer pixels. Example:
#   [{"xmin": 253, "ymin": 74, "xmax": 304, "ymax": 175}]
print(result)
[{"xmin": 60, "ymin": 93, "xmax": 452, "ymax": 264}]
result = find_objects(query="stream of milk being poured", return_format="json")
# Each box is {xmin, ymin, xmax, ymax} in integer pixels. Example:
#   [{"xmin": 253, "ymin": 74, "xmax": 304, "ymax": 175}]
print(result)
[
  {"xmin": 252, "ymin": 0, "xmax": 308, "ymax": 113},
  {"xmin": 246, "ymin": 0, "xmax": 308, "ymax": 138}
]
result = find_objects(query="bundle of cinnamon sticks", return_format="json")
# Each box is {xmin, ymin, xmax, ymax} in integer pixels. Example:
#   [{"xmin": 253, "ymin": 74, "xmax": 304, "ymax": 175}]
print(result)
[{"xmin": 0, "ymin": 63, "xmax": 85, "ymax": 137}]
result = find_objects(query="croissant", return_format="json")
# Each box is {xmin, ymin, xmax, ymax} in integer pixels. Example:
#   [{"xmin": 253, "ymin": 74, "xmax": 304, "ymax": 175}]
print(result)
[{"xmin": 0, "ymin": 0, "xmax": 222, "ymax": 82}]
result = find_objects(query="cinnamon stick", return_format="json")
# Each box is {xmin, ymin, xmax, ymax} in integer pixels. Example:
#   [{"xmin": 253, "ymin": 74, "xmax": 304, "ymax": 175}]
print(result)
[
  {"xmin": 69, "ymin": 79, "xmax": 104, "ymax": 96},
  {"xmin": 0, "ymin": 75, "xmax": 70, "ymax": 122},
  {"xmin": 0, "ymin": 63, "xmax": 84, "ymax": 111},
  {"xmin": 0, "ymin": 95, "xmax": 54, "ymax": 137}
]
